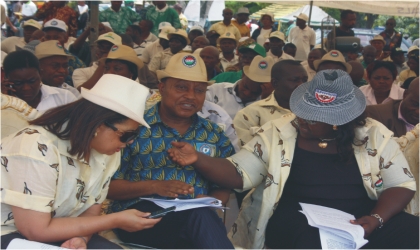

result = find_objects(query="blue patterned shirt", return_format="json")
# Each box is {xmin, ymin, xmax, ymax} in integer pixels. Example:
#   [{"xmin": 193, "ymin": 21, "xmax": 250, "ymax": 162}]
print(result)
[
  {"xmin": 66, "ymin": 48, "xmax": 85, "ymax": 86},
  {"xmin": 110, "ymin": 103, "xmax": 234, "ymax": 213}
]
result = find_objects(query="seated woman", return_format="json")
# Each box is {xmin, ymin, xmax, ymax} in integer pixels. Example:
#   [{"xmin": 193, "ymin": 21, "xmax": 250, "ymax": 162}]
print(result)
[
  {"xmin": 167, "ymin": 69, "xmax": 419, "ymax": 249},
  {"xmin": 360, "ymin": 61, "xmax": 405, "ymax": 105},
  {"xmin": 1, "ymin": 50, "xmax": 77, "ymax": 111},
  {"xmin": 398, "ymin": 52, "xmax": 419, "ymax": 85},
  {"xmin": 1, "ymin": 74, "xmax": 160, "ymax": 249}
]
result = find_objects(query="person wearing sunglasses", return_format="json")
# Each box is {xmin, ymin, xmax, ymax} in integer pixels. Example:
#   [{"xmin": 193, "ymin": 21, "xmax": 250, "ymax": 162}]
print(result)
[
  {"xmin": 167, "ymin": 69, "xmax": 419, "ymax": 249},
  {"xmin": 2, "ymin": 50, "xmax": 77, "ymax": 111},
  {"xmin": 1, "ymin": 74, "xmax": 161, "ymax": 249},
  {"xmin": 107, "ymin": 53, "xmax": 235, "ymax": 249}
]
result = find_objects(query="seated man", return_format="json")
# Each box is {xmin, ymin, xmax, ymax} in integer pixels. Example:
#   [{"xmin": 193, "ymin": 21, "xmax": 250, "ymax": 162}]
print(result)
[
  {"xmin": 199, "ymin": 46, "xmax": 221, "ymax": 80},
  {"xmin": 283, "ymin": 43, "xmax": 297, "ymax": 58},
  {"xmin": 206, "ymin": 55, "xmax": 274, "ymax": 119},
  {"xmin": 366, "ymin": 77, "xmax": 418, "ymax": 137},
  {"xmin": 267, "ymin": 31, "xmax": 294, "ymax": 62},
  {"xmin": 141, "ymin": 26, "xmax": 175, "ymax": 65},
  {"xmin": 218, "ymin": 32, "xmax": 239, "ymax": 72},
  {"xmin": 234, "ymin": 60, "xmax": 308, "ymax": 147},
  {"xmin": 391, "ymin": 47, "xmax": 408, "ymax": 74},
  {"xmin": 107, "ymin": 53, "xmax": 234, "ymax": 249},
  {"xmin": 314, "ymin": 50, "xmax": 352, "ymax": 73},
  {"xmin": 190, "ymin": 36, "xmax": 210, "ymax": 53},
  {"xmin": 360, "ymin": 45, "xmax": 376, "ymax": 69},
  {"xmin": 370, "ymin": 35, "xmax": 392, "ymax": 61},
  {"xmin": 42, "ymin": 18, "xmax": 86, "ymax": 86},
  {"xmin": 301, "ymin": 48, "xmax": 327, "ymax": 82},
  {"xmin": 1, "ymin": 19, "xmax": 41, "ymax": 53},
  {"xmin": 184, "ymin": 26, "xmax": 205, "ymax": 52},
  {"xmin": 35, "ymin": 40, "xmax": 80, "ymax": 98}
]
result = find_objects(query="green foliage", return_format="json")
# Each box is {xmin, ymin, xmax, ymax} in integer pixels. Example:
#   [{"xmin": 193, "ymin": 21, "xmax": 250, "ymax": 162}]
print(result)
[
  {"xmin": 374, "ymin": 15, "xmax": 419, "ymax": 39},
  {"xmin": 225, "ymin": 1, "xmax": 271, "ymax": 15}
]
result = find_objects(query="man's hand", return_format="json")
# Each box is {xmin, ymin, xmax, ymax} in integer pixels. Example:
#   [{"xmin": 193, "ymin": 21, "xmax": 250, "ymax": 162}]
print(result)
[
  {"xmin": 61, "ymin": 236, "xmax": 87, "ymax": 249},
  {"xmin": 167, "ymin": 141, "xmax": 198, "ymax": 166},
  {"xmin": 350, "ymin": 215, "xmax": 381, "ymax": 238},
  {"xmin": 116, "ymin": 209, "xmax": 161, "ymax": 232},
  {"xmin": 152, "ymin": 180, "xmax": 194, "ymax": 198}
]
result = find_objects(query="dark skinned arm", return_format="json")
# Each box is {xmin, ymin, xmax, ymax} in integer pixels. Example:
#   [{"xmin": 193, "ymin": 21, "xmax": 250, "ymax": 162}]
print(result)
[{"xmin": 76, "ymin": 60, "xmax": 105, "ymax": 92}]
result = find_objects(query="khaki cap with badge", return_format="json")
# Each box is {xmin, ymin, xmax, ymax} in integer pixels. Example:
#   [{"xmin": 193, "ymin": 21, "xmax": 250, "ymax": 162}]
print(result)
[
  {"xmin": 313, "ymin": 50, "xmax": 352, "ymax": 73},
  {"xmin": 158, "ymin": 26, "xmax": 176, "ymax": 40},
  {"xmin": 269, "ymin": 31, "xmax": 285, "ymax": 42},
  {"xmin": 35, "ymin": 40, "xmax": 74, "ymax": 60},
  {"xmin": 157, "ymin": 53, "xmax": 211, "ymax": 84},
  {"xmin": 43, "ymin": 18, "xmax": 68, "ymax": 32},
  {"xmin": 217, "ymin": 32, "xmax": 237, "ymax": 45},
  {"xmin": 243, "ymin": 55, "xmax": 274, "ymax": 83},
  {"xmin": 23, "ymin": 19, "xmax": 42, "ymax": 30},
  {"xmin": 369, "ymin": 35, "xmax": 386, "ymax": 45},
  {"xmin": 96, "ymin": 32, "xmax": 122, "ymax": 45},
  {"xmin": 98, "ymin": 45, "xmax": 144, "ymax": 69},
  {"xmin": 167, "ymin": 29, "xmax": 190, "ymax": 44}
]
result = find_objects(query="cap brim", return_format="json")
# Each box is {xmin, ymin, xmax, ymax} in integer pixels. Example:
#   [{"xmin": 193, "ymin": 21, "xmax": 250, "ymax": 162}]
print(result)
[
  {"xmin": 81, "ymin": 88, "xmax": 150, "ymax": 128},
  {"xmin": 37, "ymin": 53, "xmax": 74, "ymax": 60},
  {"xmin": 99, "ymin": 56, "xmax": 144, "ymax": 70},
  {"xmin": 243, "ymin": 66, "xmax": 271, "ymax": 83},
  {"xmin": 313, "ymin": 59, "xmax": 352, "ymax": 74},
  {"xmin": 23, "ymin": 24, "xmax": 41, "ymax": 29},
  {"xmin": 156, "ymin": 70, "xmax": 213, "ymax": 85},
  {"xmin": 289, "ymin": 81, "xmax": 366, "ymax": 126}
]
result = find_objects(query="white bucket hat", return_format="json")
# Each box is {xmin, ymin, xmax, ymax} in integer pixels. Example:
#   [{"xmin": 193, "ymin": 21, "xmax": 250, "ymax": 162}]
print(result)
[
  {"xmin": 294, "ymin": 13, "xmax": 309, "ymax": 22},
  {"xmin": 158, "ymin": 26, "xmax": 176, "ymax": 40},
  {"xmin": 81, "ymin": 74, "xmax": 150, "ymax": 128},
  {"xmin": 243, "ymin": 55, "xmax": 274, "ymax": 83}
]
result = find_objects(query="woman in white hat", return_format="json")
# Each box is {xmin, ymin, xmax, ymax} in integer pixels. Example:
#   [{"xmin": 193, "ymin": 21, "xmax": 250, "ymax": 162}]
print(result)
[
  {"xmin": 167, "ymin": 69, "xmax": 418, "ymax": 249},
  {"xmin": 1, "ymin": 74, "xmax": 160, "ymax": 249}
]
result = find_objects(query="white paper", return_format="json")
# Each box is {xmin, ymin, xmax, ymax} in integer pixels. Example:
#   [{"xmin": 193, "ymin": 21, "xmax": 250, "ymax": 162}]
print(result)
[
  {"xmin": 319, "ymin": 229, "xmax": 356, "ymax": 249},
  {"xmin": 7, "ymin": 239, "xmax": 66, "ymax": 249},
  {"xmin": 141, "ymin": 197, "xmax": 228, "ymax": 211},
  {"xmin": 299, "ymin": 203, "xmax": 368, "ymax": 250}
]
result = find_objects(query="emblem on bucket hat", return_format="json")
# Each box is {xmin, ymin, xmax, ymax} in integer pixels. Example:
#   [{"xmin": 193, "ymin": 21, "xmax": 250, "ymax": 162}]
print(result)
[
  {"xmin": 182, "ymin": 55, "xmax": 197, "ymax": 68},
  {"xmin": 51, "ymin": 20, "xmax": 58, "ymax": 25},
  {"xmin": 315, "ymin": 89, "xmax": 337, "ymax": 103},
  {"xmin": 258, "ymin": 61, "xmax": 268, "ymax": 69},
  {"xmin": 56, "ymin": 42, "xmax": 63, "ymax": 49},
  {"xmin": 111, "ymin": 45, "xmax": 119, "ymax": 51}
]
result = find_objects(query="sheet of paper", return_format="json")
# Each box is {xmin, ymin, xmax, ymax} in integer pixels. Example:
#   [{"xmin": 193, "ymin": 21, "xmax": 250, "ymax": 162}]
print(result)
[
  {"xmin": 7, "ymin": 239, "xmax": 65, "ymax": 249},
  {"xmin": 141, "ymin": 197, "xmax": 228, "ymax": 211},
  {"xmin": 319, "ymin": 228, "xmax": 356, "ymax": 250}
]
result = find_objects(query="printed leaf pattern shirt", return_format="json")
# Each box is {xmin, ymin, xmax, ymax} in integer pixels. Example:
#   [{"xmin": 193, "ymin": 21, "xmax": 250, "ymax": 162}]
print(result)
[
  {"xmin": 66, "ymin": 48, "xmax": 86, "ymax": 86},
  {"xmin": 110, "ymin": 104, "xmax": 234, "ymax": 213},
  {"xmin": 1, "ymin": 126, "xmax": 119, "ymax": 235},
  {"xmin": 99, "ymin": 6, "xmax": 142, "ymax": 35},
  {"xmin": 233, "ymin": 92, "xmax": 291, "ymax": 147},
  {"xmin": 35, "ymin": 2, "xmax": 78, "ymax": 37},
  {"xmin": 225, "ymin": 114, "xmax": 416, "ymax": 249},
  {"xmin": 146, "ymin": 5, "xmax": 181, "ymax": 36}
]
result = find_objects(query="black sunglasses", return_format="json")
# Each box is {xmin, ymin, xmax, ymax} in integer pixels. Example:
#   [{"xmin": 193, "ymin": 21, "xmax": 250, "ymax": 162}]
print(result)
[{"xmin": 104, "ymin": 121, "xmax": 140, "ymax": 143}]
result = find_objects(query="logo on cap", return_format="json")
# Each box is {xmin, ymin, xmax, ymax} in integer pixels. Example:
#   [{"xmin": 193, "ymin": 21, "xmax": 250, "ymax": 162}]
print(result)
[
  {"xmin": 111, "ymin": 45, "xmax": 119, "ymax": 51},
  {"xmin": 226, "ymin": 32, "xmax": 231, "ymax": 36},
  {"xmin": 375, "ymin": 179, "xmax": 383, "ymax": 188},
  {"xmin": 315, "ymin": 89, "xmax": 337, "ymax": 103},
  {"xmin": 182, "ymin": 55, "xmax": 197, "ymax": 68},
  {"xmin": 51, "ymin": 20, "xmax": 58, "ymax": 26},
  {"xmin": 56, "ymin": 42, "xmax": 63, "ymax": 49},
  {"xmin": 258, "ymin": 61, "xmax": 268, "ymax": 69},
  {"xmin": 104, "ymin": 34, "xmax": 115, "ymax": 40},
  {"xmin": 330, "ymin": 51, "xmax": 339, "ymax": 57}
]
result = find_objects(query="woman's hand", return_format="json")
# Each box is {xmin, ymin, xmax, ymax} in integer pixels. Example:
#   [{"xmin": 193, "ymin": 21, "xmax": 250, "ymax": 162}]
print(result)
[
  {"xmin": 350, "ymin": 215, "xmax": 381, "ymax": 238},
  {"xmin": 1, "ymin": 79, "xmax": 16, "ymax": 95},
  {"xmin": 152, "ymin": 180, "xmax": 194, "ymax": 198},
  {"xmin": 167, "ymin": 141, "xmax": 198, "ymax": 166},
  {"xmin": 61, "ymin": 236, "xmax": 87, "ymax": 249},
  {"xmin": 116, "ymin": 209, "xmax": 161, "ymax": 232}
]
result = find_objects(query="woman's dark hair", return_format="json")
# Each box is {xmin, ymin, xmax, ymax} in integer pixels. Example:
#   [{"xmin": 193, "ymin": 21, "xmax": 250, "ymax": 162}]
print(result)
[
  {"xmin": 366, "ymin": 60, "xmax": 398, "ymax": 80},
  {"xmin": 105, "ymin": 59, "xmax": 138, "ymax": 80},
  {"xmin": 29, "ymin": 99, "xmax": 128, "ymax": 160},
  {"xmin": 335, "ymin": 111, "xmax": 367, "ymax": 163},
  {"xmin": 3, "ymin": 50, "xmax": 40, "ymax": 77},
  {"xmin": 402, "ymin": 77, "xmax": 416, "ymax": 90}
]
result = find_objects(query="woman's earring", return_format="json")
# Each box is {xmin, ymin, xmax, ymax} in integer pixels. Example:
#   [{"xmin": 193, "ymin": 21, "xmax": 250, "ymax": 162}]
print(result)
[
  {"xmin": 94, "ymin": 132, "xmax": 98, "ymax": 137},
  {"xmin": 333, "ymin": 125, "xmax": 338, "ymax": 131}
]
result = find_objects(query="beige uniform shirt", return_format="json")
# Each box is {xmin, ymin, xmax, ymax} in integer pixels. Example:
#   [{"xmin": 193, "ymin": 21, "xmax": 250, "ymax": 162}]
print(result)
[
  {"xmin": 1, "ymin": 37, "xmax": 26, "ymax": 53},
  {"xmin": 1, "ymin": 126, "xmax": 119, "ymax": 235},
  {"xmin": 209, "ymin": 22, "xmax": 241, "ymax": 41},
  {"xmin": 148, "ymin": 48, "xmax": 173, "ymax": 73},
  {"xmin": 301, "ymin": 60, "xmax": 317, "ymax": 82},
  {"xmin": 219, "ymin": 53, "xmax": 239, "ymax": 72},
  {"xmin": 227, "ymin": 114, "xmax": 416, "ymax": 249},
  {"xmin": 266, "ymin": 50, "xmax": 295, "ymax": 63},
  {"xmin": 141, "ymin": 40, "xmax": 164, "ymax": 64},
  {"xmin": 233, "ymin": 92, "xmax": 291, "ymax": 147}
]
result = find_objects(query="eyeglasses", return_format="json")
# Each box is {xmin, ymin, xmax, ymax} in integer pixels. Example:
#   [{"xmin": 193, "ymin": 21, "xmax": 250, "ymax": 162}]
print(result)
[{"xmin": 104, "ymin": 121, "xmax": 140, "ymax": 143}]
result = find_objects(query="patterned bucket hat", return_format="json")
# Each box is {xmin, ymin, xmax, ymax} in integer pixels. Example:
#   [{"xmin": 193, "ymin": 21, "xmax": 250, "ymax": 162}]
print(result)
[{"xmin": 290, "ymin": 69, "xmax": 366, "ymax": 125}]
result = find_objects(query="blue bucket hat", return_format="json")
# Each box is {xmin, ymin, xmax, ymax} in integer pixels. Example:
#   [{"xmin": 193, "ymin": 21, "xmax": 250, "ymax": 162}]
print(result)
[{"xmin": 290, "ymin": 69, "xmax": 366, "ymax": 125}]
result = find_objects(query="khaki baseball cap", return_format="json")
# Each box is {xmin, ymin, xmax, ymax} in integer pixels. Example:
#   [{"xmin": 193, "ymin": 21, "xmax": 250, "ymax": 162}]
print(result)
[
  {"xmin": 99, "ymin": 45, "xmax": 144, "ymax": 70},
  {"xmin": 23, "ymin": 19, "xmax": 42, "ymax": 30},
  {"xmin": 96, "ymin": 32, "xmax": 122, "ymax": 45},
  {"xmin": 158, "ymin": 26, "xmax": 176, "ymax": 40},
  {"xmin": 156, "ymin": 53, "xmax": 211, "ymax": 85},
  {"xmin": 313, "ymin": 50, "xmax": 352, "ymax": 73},
  {"xmin": 243, "ymin": 55, "xmax": 274, "ymax": 83},
  {"xmin": 369, "ymin": 35, "xmax": 385, "ymax": 45},
  {"xmin": 167, "ymin": 29, "xmax": 190, "ymax": 44},
  {"xmin": 269, "ymin": 31, "xmax": 285, "ymax": 42},
  {"xmin": 294, "ymin": 13, "xmax": 309, "ymax": 22},
  {"xmin": 217, "ymin": 32, "xmax": 237, "ymax": 45},
  {"xmin": 35, "ymin": 40, "xmax": 74, "ymax": 60},
  {"xmin": 43, "ymin": 18, "xmax": 68, "ymax": 32}
]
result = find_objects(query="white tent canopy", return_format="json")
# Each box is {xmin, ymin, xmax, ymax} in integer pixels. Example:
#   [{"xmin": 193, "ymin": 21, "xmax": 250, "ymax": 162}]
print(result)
[{"xmin": 280, "ymin": 5, "xmax": 339, "ymax": 25}]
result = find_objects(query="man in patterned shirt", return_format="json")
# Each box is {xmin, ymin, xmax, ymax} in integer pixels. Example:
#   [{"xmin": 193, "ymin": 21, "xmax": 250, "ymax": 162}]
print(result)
[
  {"xmin": 99, "ymin": 1, "xmax": 142, "ymax": 35},
  {"xmin": 107, "ymin": 53, "xmax": 234, "ymax": 249},
  {"xmin": 35, "ymin": 1, "xmax": 78, "ymax": 37}
]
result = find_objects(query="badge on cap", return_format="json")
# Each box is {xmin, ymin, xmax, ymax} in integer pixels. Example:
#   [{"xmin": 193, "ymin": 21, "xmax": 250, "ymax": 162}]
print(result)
[
  {"xmin": 226, "ymin": 32, "xmax": 231, "ymax": 36},
  {"xmin": 258, "ymin": 61, "xmax": 268, "ymax": 69},
  {"xmin": 330, "ymin": 51, "xmax": 339, "ymax": 57},
  {"xmin": 56, "ymin": 42, "xmax": 63, "ymax": 49},
  {"xmin": 182, "ymin": 55, "xmax": 197, "ymax": 68},
  {"xmin": 315, "ymin": 89, "xmax": 337, "ymax": 103},
  {"xmin": 249, "ymin": 44, "xmax": 256, "ymax": 49},
  {"xmin": 375, "ymin": 179, "xmax": 383, "ymax": 189},
  {"xmin": 104, "ymin": 34, "xmax": 115, "ymax": 40},
  {"xmin": 111, "ymin": 45, "xmax": 118, "ymax": 51},
  {"xmin": 51, "ymin": 20, "xmax": 58, "ymax": 26}
]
